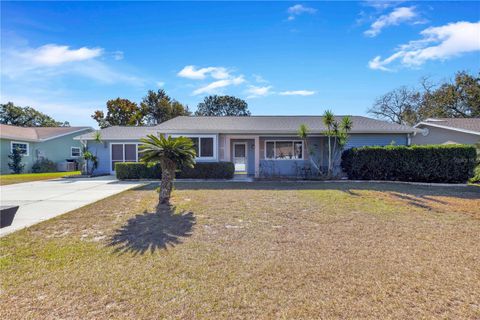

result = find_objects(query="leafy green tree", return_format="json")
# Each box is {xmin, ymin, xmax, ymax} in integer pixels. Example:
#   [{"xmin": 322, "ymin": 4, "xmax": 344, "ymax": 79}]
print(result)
[
  {"xmin": 8, "ymin": 148, "xmax": 25, "ymax": 174},
  {"xmin": 140, "ymin": 89, "xmax": 190, "ymax": 125},
  {"xmin": 298, "ymin": 124, "xmax": 321, "ymax": 173},
  {"xmin": 195, "ymin": 95, "xmax": 250, "ymax": 116},
  {"xmin": 139, "ymin": 135, "xmax": 196, "ymax": 207},
  {"xmin": 92, "ymin": 98, "xmax": 144, "ymax": 128},
  {"xmin": 82, "ymin": 150, "xmax": 98, "ymax": 175},
  {"xmin": 1, "ymin": 102, "xmax": 69, "ymax": 127},
  {"xmin": 298, "ymin": 113, "xmax": 352, "ymax": 178},
  {"xmin": 325, "ymin": 111, "xmax": 354, "ymax": 176},
  {"xmin": 419, "ymin": 71, "xmax": 480, "ymax": 119}
]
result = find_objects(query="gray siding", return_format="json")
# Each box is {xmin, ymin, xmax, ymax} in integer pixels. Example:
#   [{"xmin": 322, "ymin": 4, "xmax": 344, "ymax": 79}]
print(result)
[
  {"xmin": 346, "ymin": 134, "xmax": 408, "ymax": 148},
  {"xmin": 412, "ymin": 125, "xmax": 480, "ymax": 145}
]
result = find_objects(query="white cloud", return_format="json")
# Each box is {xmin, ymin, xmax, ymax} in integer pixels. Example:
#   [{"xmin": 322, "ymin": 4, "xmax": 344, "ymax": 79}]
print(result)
[
  {"xmin": 177, "ymin": 65, "xmax": 230, "ymax": 80},
  {"xmin": 279, "ymin": 90, "xmax": 315, "ymax": 96},
  {"xmin": 369, "ymin": 21, "xmax": 480, "ymax": 71},
  {"xmin": 363, "ymin": 0, "xmax": 406, "ymax": 10},
  {"xmin": 364, "ymin": 7, "xmax": 419, "ymax": 37},
  {"xmin": 1, "ymin": 43, "xmax": 143, "ymax": 85},
  {"xmin": 18, "ymin": 44, "xmax": 103, "ymax": 66},
  {"xmin": 193, "ymin": 76, "xmax": 245, "ymax": 95},
  {"xmin": 113, "ymin": 51, "xmax": 124, "ymax": 60},
  {"xmin": 287, "ymin": 4, "xmax": 317, "ymax": 21},
  {"xmin": 156, "ymin": 81, "xmax": 165, "ymax": 87},
  {"xmin": 253, "ymin": 74, "xmax": 269, "ymax": 83},
  {"xmin": 246, "ymin": 85, "xmax": 273, "ymax": 98}
]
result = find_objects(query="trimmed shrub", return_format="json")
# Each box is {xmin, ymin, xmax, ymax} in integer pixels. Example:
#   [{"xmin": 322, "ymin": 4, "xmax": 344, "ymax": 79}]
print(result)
[
  {"xmin": 115, "ymin": 162, "xmax": 161, "ymax": 180},
  {"xmin": 341, "ymin": 144, "xmax": 477, "ymax": 183},
  {"xmin": 177, "ymin": 162, "xmax": 235, "ymax": 179},
  {"xmin": 115, "ymin": 161, "xmax": 235, "ymax": 180},
  {"xmin": 32, "ymin": 158, "xmax": 57, "ymax": 173}
]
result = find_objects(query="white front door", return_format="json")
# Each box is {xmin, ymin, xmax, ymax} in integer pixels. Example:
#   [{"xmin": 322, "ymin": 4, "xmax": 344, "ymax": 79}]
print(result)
[{"xmin": 233, "ymin": 143, "xmax": 247, "ymax": 172}]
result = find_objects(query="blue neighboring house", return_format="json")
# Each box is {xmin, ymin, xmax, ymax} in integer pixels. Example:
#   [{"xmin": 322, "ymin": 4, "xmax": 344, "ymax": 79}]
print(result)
[
  {"xmin": 1, "ymin": 124, "xmax": 93, "ymax": 174},
  {"xmin": 75, "ymin": 115, "xmax": 417, "ymax": 177}
]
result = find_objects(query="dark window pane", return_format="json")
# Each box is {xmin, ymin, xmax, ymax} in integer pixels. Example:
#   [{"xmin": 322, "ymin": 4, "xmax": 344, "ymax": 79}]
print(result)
[
  {"xmin": 190, "ymin": 138, "xmax": 199, "ymax": 156},
  {"xmin": 71, "ymin": 147, "xmax": 81, "ymax": 157},
  {"xmin": 12, "ymin": 143, "xmax": 28, "ymax": 155},
  {"xmin": 200, "ymin": 138, "xmax": 213, "ymax": 157},
  {"xmin": 294, "ymin": 142, "xmax": 303, "ymax": 159},
  {"xmin": 266, "ymin": 142, "xmax": 274, "ymax": 159},
  {"xmin": 112, "ymin": 144, "xmax": 124, "ymax": 161},
  {"xmin": 275, "ymin": 141, "xmax": 292, "ymax": 159},
  {"xmin": 137, "ymin": 144, "xmax": 143, "ymax": 161},
  {"xmin": 234, "ymin": 144, "xmax": 246, "ymax": 157},
  {"xmin": 125, "ymin": 144, "xmax": 136, "ymax": 161}
]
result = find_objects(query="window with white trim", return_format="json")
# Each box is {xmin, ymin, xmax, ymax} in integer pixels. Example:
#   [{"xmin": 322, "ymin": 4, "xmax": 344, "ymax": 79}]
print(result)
[
  {"xmin": 171, "ymin": 135, "xmax": 216, "ymax": 160},
  {"xmin": 71, "ymin": 147, "xmax": 81, "ymax": 157},
  {"xmin": 11, "ymin": 142, "xmax": 29, "ymax": 156},
  {"xmin": 265, "ymin": 140, "xmax": 303, "ymax": 160},
  {"xmin": 111, "ymin": 143, "xmax": 139, "ymax": 171}
]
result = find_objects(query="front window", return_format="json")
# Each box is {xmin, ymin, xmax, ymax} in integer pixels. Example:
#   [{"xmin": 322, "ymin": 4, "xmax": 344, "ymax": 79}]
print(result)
[
  {"xmin": 111, "ymin": 143, "xmax": 139, "ymax": 171},
  {"xmin": 183, "ymin": 136, "xmax": 215, "ymax": 159},
  {"xmin": 11, "ymin": 142, "xmax": 29, "ymax": 156},
  {"xmin": 71, "ymin": 147, "xmax": 81, "ymax": 157},
  {"xmin": 264, "ymin": 141, "xmax": 303, "ymax": 160}
]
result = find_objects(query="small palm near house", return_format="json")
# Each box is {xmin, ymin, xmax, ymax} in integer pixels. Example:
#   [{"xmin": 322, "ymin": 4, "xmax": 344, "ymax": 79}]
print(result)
[{"xmin": 139, "ymin": 135, "xmax": 196, "ymax": 207}]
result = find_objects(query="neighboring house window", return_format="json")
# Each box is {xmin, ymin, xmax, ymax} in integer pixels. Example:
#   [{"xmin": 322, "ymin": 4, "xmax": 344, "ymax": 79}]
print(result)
[
  {"xmin": 265, "ymin": 141, "xmax": 303, "ymax": 160},
  {"xmin": 111, "ymin": 143, "xmax": 139, "ymax": 171},
  {"xmin": 71, "ymin": 147, "xmax": 81, "ymax": 157},
  {"xmin": 171, "ymin": 135, "xmax": 216, "ymax": 160},
  {"xmin": 11, "ymin": 141, "xmax": 29, "ymax": 156}
]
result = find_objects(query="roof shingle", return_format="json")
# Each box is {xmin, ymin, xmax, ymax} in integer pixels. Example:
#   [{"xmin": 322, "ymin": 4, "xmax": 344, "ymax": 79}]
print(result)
[
  {"xmin": 0, "ymin": 124, "xmax": 92, "ymax": 141},
  {"xmin": 421, "ymin": 118, "xmax": 480, "ymax": 134},
  {"xmin": 155, "ymin": 116, "xmax": 416, "ymax": 134}
]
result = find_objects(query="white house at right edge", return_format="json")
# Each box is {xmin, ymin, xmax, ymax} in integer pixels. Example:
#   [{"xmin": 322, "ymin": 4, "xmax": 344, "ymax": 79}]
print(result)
[{"xmin": 412, "ymin": 118, "xmax": 480, "ymax": 145}]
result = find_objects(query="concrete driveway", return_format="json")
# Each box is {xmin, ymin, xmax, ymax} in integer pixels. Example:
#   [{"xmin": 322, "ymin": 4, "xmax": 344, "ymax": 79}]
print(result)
[{"xmin": 0, "ymin": 176, "xmax": 144, "ymax": 237}]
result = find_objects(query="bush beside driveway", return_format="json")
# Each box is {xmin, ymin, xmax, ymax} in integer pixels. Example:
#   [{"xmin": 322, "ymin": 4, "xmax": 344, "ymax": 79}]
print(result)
[{"xmin": 1, "ymin": 182, "xmax": 479, "ymax": 319}]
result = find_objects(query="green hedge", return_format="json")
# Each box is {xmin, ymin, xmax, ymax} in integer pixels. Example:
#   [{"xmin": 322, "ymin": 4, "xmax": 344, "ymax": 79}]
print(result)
[
  {"xmin": 115, "ymin": 162, "xmax": 235, "ymax": 180},
  {"xmin": 115, "ymin": 162, "xmax": 162, "ymax": 179},
  {"xmin": 341, "ymin": 145, "xmax": 477, "ymax": 183}
]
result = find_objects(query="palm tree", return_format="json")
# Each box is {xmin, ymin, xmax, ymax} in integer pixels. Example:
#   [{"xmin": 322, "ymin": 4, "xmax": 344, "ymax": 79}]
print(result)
[
  {"xmin": 298, "ymin": 124, "xmax": 320, "ymax": 173},
  {"xmin": 139, "ymin": 135, "xmax": 196, "ymax": 207},
  {"xmin": 323, "ymin": 110, "xmax": 335, "ymax": 175}
]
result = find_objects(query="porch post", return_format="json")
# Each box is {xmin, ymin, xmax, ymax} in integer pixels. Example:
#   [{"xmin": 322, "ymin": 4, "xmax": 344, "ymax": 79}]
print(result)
[
  {"xmin": 225, "ymin": 136, "xmax": 231, "ymax": 161},
  {"xmin": 254, "ymin": 136, "xmax": 260, "ymax": 177}
]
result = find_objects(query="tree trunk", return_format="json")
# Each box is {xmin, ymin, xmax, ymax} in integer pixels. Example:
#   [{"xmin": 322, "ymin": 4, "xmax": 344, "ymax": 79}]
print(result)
[
  {"xmin": 327, "ymin": 135, "xmax": 332, "ymax": 177},
  {"xmin": 159, "ymin": 161, "xmax": 176, "ymax": 206}
]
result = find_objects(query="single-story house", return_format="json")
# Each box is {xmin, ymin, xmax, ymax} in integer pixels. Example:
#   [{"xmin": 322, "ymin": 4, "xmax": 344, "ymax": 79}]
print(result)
[
  {"xmin": 1, "ymin": 124, "xmax": 93, "ymax": 174},
  {"xmin": 75, "ymin": 116, "xmax": 416, "ymax": 178},
  {"xmin": 412, "ymin": 118, "xmax": 480, "ymax": 145}
]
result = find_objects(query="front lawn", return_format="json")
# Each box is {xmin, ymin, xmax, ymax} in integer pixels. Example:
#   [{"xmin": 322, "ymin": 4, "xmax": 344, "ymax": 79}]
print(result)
[
  {"xmin": 0, "ymin": 171, "xmax": 81, "ymax": 185},
  {"xmin": 1, "ymin": 182, "xmax": 479, "ymax": 319}
]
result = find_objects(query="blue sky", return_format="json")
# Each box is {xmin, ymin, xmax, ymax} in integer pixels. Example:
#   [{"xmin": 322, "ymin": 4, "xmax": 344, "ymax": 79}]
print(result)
[{"xmin": 1, "ymin": 1, "xmax": 479, "ymax": 127}]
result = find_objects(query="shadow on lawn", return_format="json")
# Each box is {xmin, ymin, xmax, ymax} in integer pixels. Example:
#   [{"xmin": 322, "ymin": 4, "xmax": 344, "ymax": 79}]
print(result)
[
  {"xmin": 108, "ymin": 205, "xmax": 195, "ymax": 255},
  {"xmin": 168, "ymin": 181, "xmax": 480, "ymax": 199}
]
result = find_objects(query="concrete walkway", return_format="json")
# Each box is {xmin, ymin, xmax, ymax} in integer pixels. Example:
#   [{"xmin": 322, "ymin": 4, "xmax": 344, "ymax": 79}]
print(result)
[{"xmin": 0, "ymin": 176, "xmax": 144, "ymax": 237}]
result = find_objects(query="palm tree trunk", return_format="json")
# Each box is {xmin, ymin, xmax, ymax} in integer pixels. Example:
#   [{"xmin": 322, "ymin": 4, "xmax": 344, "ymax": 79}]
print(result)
[
  {"xmin": 159, "ymin": 161, "xmax": 175, "ymax": 206},
  {"xmin": 327, "ymin": 135, "xmax": 332, "ymax": 176}
]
